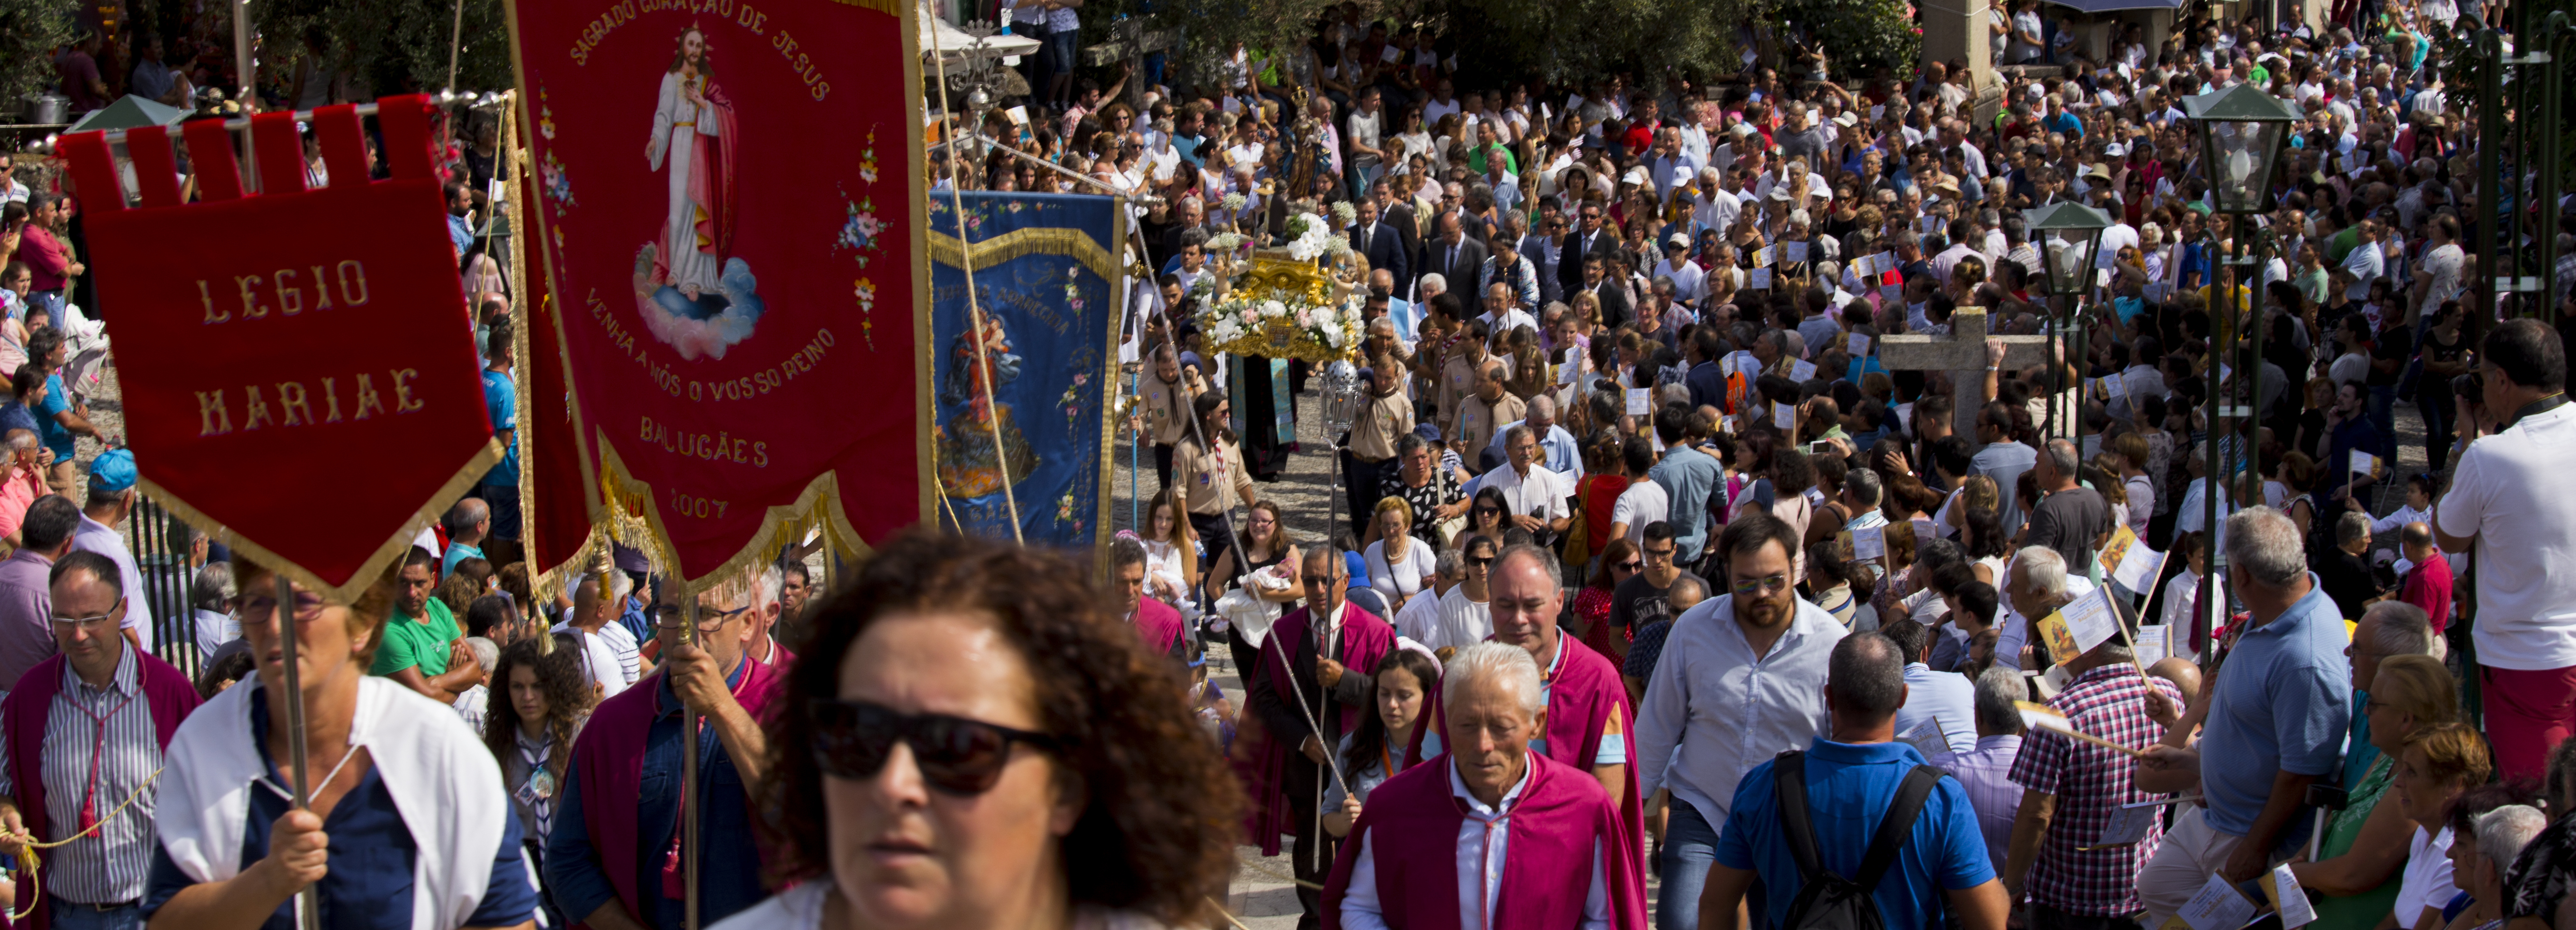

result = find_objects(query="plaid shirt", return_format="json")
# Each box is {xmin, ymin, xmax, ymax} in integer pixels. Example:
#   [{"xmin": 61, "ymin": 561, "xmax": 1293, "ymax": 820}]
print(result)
[{"xmin": 2007, "ymin": 664, "xmax": 2182, "ymax": 916}]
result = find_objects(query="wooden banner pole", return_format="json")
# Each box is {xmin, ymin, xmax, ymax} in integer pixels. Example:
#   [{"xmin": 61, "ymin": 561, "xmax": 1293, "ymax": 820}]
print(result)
[{"xmin": 274, "ymin": 574, "xmax": 320, "ymax": 930}]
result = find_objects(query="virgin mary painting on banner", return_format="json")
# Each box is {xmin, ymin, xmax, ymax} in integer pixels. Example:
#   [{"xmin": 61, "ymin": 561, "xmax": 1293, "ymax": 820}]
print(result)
[{"xmin": 639, "ymin": 24, "xmax": 764, "ymax": 361}]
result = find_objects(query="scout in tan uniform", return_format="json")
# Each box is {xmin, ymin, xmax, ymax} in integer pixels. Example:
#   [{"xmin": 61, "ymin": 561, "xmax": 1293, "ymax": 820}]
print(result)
[
  {"xmin": 1342, "ymin": 355, "xmax": 1415, "ymax": 537},
  {"xmin": 1135, "ymin": 343, "xmax": 1201, "ymax": 490},
  {"xmin": 1173, "ymin": 390, "xmax": 1258, "ymax": 563}
]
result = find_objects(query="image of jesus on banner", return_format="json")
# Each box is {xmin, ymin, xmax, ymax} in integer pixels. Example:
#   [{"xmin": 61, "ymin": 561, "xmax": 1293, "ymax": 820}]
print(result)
[{"xmin": 636, "ymin": 24, "xmax": 767, "ymax": 360}]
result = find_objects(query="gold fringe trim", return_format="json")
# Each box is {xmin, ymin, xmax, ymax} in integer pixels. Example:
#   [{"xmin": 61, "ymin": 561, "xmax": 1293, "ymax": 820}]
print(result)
[
  {"xmin": 588, "ymin": 437, "xmax": 874, "ymax": 597},
  {"xmin": 139, "ymin": 438, "xmax": 505, "ymax": 606},
  {"xmin": 926, "ymin": 227, "xmax": 1121, "ymax": 283},
  {"xmin": 502, "ymin": 90, "xmax": 597, "ymax": 608}
]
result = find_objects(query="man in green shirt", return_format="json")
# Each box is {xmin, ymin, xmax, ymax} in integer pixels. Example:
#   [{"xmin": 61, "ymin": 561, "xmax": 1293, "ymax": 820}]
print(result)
[{"xmin": 371, "ymin": 547, "xmax": 483, "ymax": 701}]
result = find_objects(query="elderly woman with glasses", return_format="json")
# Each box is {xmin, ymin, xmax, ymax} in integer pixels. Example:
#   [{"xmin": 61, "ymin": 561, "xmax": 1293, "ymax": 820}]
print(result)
[
  {"xmin": 145, "ymin": 555, "xmax": 540, "ymax": 930},
  {"xmin": 718, "ymin": 532, "xmax": 1238, "ymax": 930}
]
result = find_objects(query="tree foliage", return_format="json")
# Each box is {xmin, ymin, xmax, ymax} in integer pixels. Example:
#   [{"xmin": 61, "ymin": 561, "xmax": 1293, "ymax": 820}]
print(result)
[
  {"xmin": 0, "ymin": 0, "xmax": 76, "ymax": 107},
  {"xmin": 1777, "ymin": 0, "xmax": 1919, "ymax": 77},
  {"xmin": 1446, "ymin": 0, "xmax": 1739, "ymax": 88},
  {"xmin": 254, "ymin": 0, "xmax": 514, "ymax": 98}
]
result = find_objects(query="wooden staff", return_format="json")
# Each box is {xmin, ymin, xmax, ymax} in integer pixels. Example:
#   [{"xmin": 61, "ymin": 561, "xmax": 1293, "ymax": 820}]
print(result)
[
  {"xmin": 274, "ymin": 573, "xmax": 319, "ymax": 930},
  {"xmin": 683, "ymin": 590, "xmax": 701, "ymax": 930}
]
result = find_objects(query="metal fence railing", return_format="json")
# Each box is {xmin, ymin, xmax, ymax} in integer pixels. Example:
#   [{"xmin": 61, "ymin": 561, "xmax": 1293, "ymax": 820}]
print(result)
[{"xmin": 128, "ymin": 497, "xmax": 203, "ymax": 681}]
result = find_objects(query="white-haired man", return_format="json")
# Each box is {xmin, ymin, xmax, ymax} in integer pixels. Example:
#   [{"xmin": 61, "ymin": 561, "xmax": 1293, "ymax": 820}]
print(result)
[
  {"xmin": 1480, "ymin": 394, "xmax": 1585, "ymax": 481},
  {"xmin": 1324, "ymin": 642, "xmax": 1646, "ymax": 928},
  {"xmin": 556, "ymin": 570, "xmax": 643, "ymax": 700},
  {"xmin": 1995, "ymin": 546, "xmax": 2094, "ymax": 671},
  {"xmin": 743, "ymin": 563, "xmax": 794, "ymax": 667}
]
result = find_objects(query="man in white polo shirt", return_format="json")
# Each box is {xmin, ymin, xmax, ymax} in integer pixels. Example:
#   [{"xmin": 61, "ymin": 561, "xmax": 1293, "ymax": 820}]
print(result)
[
  {"xmin": 1478, "ymin": 424, "xmax": 1572, "ymax": 548},
  {"xmin": 2435, "ymin": 319, "xmax": 2576, "ymax": 780}
]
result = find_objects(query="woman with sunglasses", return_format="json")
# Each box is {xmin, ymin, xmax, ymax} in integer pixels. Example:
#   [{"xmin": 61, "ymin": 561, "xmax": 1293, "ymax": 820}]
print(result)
[
  {"xmin": 145, "ymin": 557, "xmax": 540, "ymax": 930},
  {"xmin": 1460, "ymin": 487, "xmax": 1510, "ymax": 551},
  {"xmin": 724, "ymin": 532, "xmax": 1238, "ymax": 930}
]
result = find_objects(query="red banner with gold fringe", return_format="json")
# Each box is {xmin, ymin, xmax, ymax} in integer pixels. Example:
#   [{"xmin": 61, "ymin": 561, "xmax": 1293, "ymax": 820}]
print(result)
[
  {"xmin": 61, "ymin": 96, "xmax": 500, "ymax": 601},
  {"xmin": 506, "ymin": 0, "xmax": 930, "ymax": 585}
]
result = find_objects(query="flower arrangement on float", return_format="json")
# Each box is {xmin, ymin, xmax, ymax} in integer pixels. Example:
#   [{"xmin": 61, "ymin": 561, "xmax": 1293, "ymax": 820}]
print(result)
[{"xmin": 1190, "ymin": 213, "xmax": 1367, "ymax": 364}]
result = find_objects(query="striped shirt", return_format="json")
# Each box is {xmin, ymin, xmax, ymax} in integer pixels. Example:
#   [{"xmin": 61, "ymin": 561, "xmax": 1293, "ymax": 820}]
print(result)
[
  {"xmin": 0, "ymin": 647, "xmax": 160, "ymax": 903},
  {"xmin": 597, "ymin": 621, "xmax": 642, "ymax": 686}
]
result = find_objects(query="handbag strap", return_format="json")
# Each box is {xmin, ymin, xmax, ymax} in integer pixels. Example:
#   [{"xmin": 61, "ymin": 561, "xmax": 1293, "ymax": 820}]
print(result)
[{"xmin": 1773, "ymin": 751, "xmax": 1826, "ymax": 883}]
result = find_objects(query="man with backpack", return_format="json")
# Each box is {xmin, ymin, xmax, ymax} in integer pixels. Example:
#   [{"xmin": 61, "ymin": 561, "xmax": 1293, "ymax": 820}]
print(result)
[{"xmin": 1699, "ymin": 632, "xmax": 2011, "ymax": 930}]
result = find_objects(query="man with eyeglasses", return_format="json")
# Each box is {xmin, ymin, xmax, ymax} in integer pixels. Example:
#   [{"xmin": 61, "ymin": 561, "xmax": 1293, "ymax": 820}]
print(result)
[
  {"xmin": 1607, "ymin": 522, "xmax": 1702, "ymax": 668},
  {"xmin": 550, "ymin": 566, "xmax": 782, "ymax": 930},
  {"xmin": 0, "ymin": 550, "xmax": 201, "ymax": 929},
  {"xmin": 1558, "ymin": 201, "xmax": 1617, "ymax": 301},
  {"xmin": 1246, "ymin": 546, "xmax": 1394, "ymax": 930},
  {"xmin": 1635, "ymin": 512, "xmax": 1847, "ymax": 929},
  {"xmin": 370, "ymin": 548, "xmax": 483, "ymax": 704}
]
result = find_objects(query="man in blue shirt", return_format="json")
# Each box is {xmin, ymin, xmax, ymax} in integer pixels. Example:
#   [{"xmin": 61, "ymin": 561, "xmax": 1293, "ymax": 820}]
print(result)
[
  {"xmin": 1644, "ymin": 405, "xmax": 1722, "ymax": 566},
  {"xmin": 1703, "ymin": 632, "xmax": 2009, "ymax": 930},
  {"xmin": 478, "ymin": 326, "xmax": 523, "ymax": 551},
  {"xmin": 2134, "ymin": 506, "xmax": 2351, "ymax": 925}
]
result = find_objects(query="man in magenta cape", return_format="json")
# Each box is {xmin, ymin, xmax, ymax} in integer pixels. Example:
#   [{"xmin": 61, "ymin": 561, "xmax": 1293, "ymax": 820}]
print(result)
[
  {"xmin": 1113, "ymin": 537, "xmax": 1190, "ymax": 668},
  {"xmin": 0, "ymin": 598, "xmax": 200, "ymax": 930},
  {"xmin": 1407, "ymin": 544, "xmax": 1641, "ymax": 858},
  {"xmin": 550, "ymin": 578, "xmax": 780, "ymax": 929},
  {"xmin": 1322, "ymin": 642, "xmax": 1646, "ymax": 930},
  {"xmin": 1240, "ymin": 547, "xmax": 1394, "ymax": 929}
]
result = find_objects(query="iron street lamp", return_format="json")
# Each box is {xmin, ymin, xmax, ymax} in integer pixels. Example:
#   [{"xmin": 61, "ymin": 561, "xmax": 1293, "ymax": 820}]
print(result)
[{"xmin": 2182, "ymin": 83, "xmax": 2302, "ymax": 216}]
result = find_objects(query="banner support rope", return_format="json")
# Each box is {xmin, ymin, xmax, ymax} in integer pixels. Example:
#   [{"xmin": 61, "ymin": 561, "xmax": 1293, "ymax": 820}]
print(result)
[{"xmin": 925, "ymin": 14, "xmax": 1025, "ymax": 545}]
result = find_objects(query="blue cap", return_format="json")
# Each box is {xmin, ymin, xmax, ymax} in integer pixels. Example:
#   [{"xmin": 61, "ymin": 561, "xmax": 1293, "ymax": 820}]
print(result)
[
  {"xmin": 1414, "ymin": 423, "xmax": 1441, "ymax": 442},
  {"xmin": 89, "ymin": 449, "xmax": 137, "ymax": 493}
]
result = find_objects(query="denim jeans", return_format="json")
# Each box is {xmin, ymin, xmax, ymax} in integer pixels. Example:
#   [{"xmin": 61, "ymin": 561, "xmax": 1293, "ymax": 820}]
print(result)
[
  {"xmin": 49, "ymin": 898, "xmax": 142, "ymax": 930},
  {"xmin": 1658, "ymin": 801, "xmax": 1724, "ymax": 930},
  {"xmin": 2368, "ymin": 384, "xmax": 2399, "ymax": 464},
  {"xmin": 2418, "ymin": 391, "xmax": 2455, "ymax": 471}
]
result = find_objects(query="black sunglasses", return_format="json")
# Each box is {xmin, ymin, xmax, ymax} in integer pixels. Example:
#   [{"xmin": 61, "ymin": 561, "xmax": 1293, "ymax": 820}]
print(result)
[
  {"xmin": 1618, "ymin": 560, "xmax": 1645, "ymax": 571},
  {"xmin": 1475, "ymin": 506, "xmax": 1503, "ymax": 516},
  {"xmin": 809, "ymin": 699, "xmax": 1061, "ymax": 796}
]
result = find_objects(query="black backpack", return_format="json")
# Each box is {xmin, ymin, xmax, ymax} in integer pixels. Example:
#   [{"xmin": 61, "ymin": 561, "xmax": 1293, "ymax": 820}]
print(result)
[{"xmin": 1772, "ymin": 750, "xmax": 1948, "ymax": 930}]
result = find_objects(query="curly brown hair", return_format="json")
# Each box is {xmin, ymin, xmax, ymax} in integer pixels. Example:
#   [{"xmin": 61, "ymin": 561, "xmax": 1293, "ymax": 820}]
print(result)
[
  {"xmin": 758, "ymin": 530, "xmax": 1240, "ymax": 925},
  {"xmin": 482, "ymin": 635, "xmax": 595, "ymax": 782}
]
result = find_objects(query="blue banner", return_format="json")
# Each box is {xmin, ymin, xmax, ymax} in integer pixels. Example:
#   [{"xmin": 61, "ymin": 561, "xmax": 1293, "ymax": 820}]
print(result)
[{"xmin": 926, "ymin": 192, "xmax": 1123, "ymax": 551}]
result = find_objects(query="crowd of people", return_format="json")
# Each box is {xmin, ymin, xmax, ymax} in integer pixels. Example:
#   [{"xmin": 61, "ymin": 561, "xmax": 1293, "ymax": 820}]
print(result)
[
  {"xmin": 1, "ymin": 0, "xmax": 2576, "ymax": 926},
  {"xmin": 1076, "ymin": 0, "xmax": 2576, "ymax": 928}
]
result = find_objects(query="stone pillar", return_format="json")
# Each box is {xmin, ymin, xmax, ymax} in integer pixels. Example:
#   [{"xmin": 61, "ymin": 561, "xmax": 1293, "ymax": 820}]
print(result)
[{"xmin": 1922, "ymin": 0, "xmax": 2008, "ymax": 124}]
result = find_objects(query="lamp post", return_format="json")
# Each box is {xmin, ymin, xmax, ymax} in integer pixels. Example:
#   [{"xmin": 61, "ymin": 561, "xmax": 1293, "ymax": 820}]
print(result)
[
  {"xmin": 2024, "ymin": 202, "xmax": 2111, "ymax": 449},
  {"xmin": 2182, "ymin": 82, "xmax": 2297, "ymax": 669},
  {"xmin": 940, "ymin": 20, "xmax": 1009, "ymax": 163}
]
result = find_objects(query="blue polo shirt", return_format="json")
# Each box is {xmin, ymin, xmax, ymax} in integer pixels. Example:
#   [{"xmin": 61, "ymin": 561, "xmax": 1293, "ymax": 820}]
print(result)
[
  {"xmin": 140, "ymin": 688, "xmax": 539, "ymax": 929},
  {"xmin": 1715, "ymin": 737, "xmax": 1996, "ymax": 929},
  {"xmin": 2199, "ymin": 574, "xmax": 2352, "ymax": 837},
  {"xmin": 481, "ymin": 369, "xmax": 519, "ymax": 487}
]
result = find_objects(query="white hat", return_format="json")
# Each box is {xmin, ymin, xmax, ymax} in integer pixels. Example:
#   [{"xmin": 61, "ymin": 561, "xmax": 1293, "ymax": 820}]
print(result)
[
  {"xmin": 2104, "ymin": 142, "xmax": 2128, "ymax": 158},
  {"xmin": 1667, "ymin": 232, "xmax": 1691, "ymax": 248},
  {"xmin": 1833, "ymin": 112, "xmax": 1860, "ymax": 129},
  {"xmin": 1624, "ymin": 166, "xmax": 1652, "ymax": 186},
  {"xmin": 1767, "ymin": 185, "xmax": 1793, "ymax": 202},
  {"xmin": 1674, "ymin": 166, "xmax": 1697, "ymax": 186}
]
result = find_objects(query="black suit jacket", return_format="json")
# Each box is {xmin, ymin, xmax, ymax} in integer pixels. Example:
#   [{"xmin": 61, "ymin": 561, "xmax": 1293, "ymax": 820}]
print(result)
[
  {"xmin": 1428, "ymin": 236, "xmax": 1489, "ymax": 301},
  {"xmin": 1384, "ymin": 202, "xmax": 1425, "ymax": 293},
  {"xmin": 1349, "ymin": 222, "xmax": 1409, "ymax": 292},
  {"xmin": 1557, "ymin": 229, "xmax": 1621, "ymax": 300},
  {"xmin": 1585, "ymin": 277, "xmax": 1632, "ymax": 329}
]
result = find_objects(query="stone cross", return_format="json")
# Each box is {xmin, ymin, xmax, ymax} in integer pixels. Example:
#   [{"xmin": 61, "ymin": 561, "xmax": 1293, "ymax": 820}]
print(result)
[{"xmin": 1877, "ymin": 308, "xmax": 2054, "ymax": 439}]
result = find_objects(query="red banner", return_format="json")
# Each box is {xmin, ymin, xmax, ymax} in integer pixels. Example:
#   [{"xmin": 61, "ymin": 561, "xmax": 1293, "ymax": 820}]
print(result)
[
  {"xmin": 63, "ymin": 97, "xmax": 499, "ymax": 600},
  {"xmin": 507, "ymin": 0, "xmax": 929, "ymax": 583}
]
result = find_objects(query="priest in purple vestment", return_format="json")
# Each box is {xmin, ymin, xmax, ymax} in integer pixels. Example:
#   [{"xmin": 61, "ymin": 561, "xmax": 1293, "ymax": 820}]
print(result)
[
  {"xmin": 1243, "ymin": 547, "xmax": 1395, "ymax": 930},
  {"xmin": 1321, "ymin": 642, "xmax": 1647, "ymax": 930}
]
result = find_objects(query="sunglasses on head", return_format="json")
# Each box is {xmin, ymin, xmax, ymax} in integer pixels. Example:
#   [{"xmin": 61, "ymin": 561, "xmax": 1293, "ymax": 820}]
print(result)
[{"xmin": 809, "ymin": 699, "xmax": 1061, "ymax": 796}]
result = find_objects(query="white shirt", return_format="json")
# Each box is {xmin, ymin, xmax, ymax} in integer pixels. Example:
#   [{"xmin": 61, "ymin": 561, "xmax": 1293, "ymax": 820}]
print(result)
[
  {"xmin": 1429, "ymin": 585, "xmax": 1495, "ymax": 652},
  {"xmin": 551, "ymin": 622, "xmax": 630, "ymax": 700},
  {"xmin": 1611, "ymin": 480, "xmax": 1671, "ymax": 547},
  {"xmin": 2437, "ymin": 402, "xmax": 2576, "ymax": 668},
  {"xmin": 1337, "ymin": 754, "xmax": 1613, "ymax": 930},
  {"xmin": 1994, "ymin": 570, "xmax": 2098, "ymax": 671},
  {"xmin": 1394, "ymin": 583, "xmax": 1447, "ymax": 643},
  {"xmin": 1636, "ymin": 592, "xmax": 1847, "ymax": 830},
  {"xmin": 2340, "ymin": 241, "xmax": 2384, "ymax": 300},
  {"xmin": 1481, "ymin": 463, "xmax": 1572, "ymax": 523},
  {"xmin": 1368, "ymin": 538, "xmax": 1439, "ymax": 604},
  {"xmin": 2396, "ymin": 826, "xmax": 2459, "ymax": 927}
]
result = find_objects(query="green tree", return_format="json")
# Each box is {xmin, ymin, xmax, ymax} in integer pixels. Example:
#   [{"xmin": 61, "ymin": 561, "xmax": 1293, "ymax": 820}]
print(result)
[
  {"xmin": 1776, "ymin": 0, "xmax": 1918, "ymax": 77},
  {"xmin": 0, "ymin": 0, "xmax": 77, "ymax": 107},
  {"xmin": 254, "ymin": 0, "xmax": 513, "ymax": 99}
]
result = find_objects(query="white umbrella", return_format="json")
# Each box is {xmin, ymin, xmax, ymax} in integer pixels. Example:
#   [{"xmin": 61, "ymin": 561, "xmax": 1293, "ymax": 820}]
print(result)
[{"xmin": 920, "ymin": 9, "xmax": 1041, "ymax": 61}]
